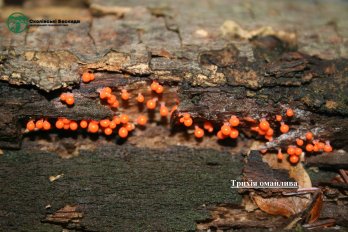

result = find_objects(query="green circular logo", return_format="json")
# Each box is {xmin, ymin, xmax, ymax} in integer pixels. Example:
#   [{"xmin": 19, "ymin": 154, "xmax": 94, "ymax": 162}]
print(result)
[{"xmin": 6, "ymin": 12, "xmax": 29, "ymax": 33}]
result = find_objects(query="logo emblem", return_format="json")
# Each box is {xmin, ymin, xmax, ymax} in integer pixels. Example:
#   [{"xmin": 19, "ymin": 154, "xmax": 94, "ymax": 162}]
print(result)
[{"xmin": 6, "ymin": 12, "xmax": 29, "ymax": 33}]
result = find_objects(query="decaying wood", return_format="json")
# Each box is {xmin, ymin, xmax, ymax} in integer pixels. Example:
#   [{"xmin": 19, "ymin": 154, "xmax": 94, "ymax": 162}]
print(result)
[
  {"xmin": 306, "ymin": 151, "xmax": 348, "ymax": 169},
  {"xmin": 0, "ymin": 145, "xmax": 243, "ymax": 231},
  {"xmin": 0, "ymin": 0, "xmax": 347, "ymax": 149}
]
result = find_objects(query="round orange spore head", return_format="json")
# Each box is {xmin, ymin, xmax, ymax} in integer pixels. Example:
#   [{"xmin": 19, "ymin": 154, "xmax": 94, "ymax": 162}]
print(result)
[
  {"xmin": 287, "ymin": 146, "xmax": 295, "ymax": 155},
  {"xmin": 280, "ymin": 123, "xmax": 289, "ymax": 133},
  {"xmin": 66, "ymin": 95, "xmax": 74, "ymax": 105},
  {"xmin": 55, "ymin": 120, "xmax": 64, "ymax": 129},
  {"xmin": 69, "ymin": 121, "xmax": 78, "ymax": 131},
  {"xmin": 294, "ymin": 147, "xmax": 302, "ymax": 156},
  {"xmin": 221, "ymin": 124, "xmax": 231, "ymax": 136},
  {"xmin": 35, "ymin": 119, "xmax": 44, "ymax": 129},
  {"xmin": 60, "ymin": 93, "xmax": 67, "ymax": 101},
  {"xmin": 286, "ymin": 108, "xmax": 294, "ymax": 117},
  {"xmin": 150, "ymin": 81, "xmax": 159, "ymax": 91},
  {"xmin": 121, "ymin": 90, "xmax": 130, "ymax": 101},
  {"xmin": 136, "ymin": 93, "xmax": 145, "ymax": 103},
  {"xmin": 104, "ymin": 128, "xmax": 113, "ymax": 136},
  {"xmin": 305, "ymin": 144, "xmax": 314, "ymax": 152},
  {"xmin": 156, "ymin": 85, "xmax": 164, "ymax": 94},
  {"xmin": 100, "ymin": 119, "xmax": 111, "ymax": 128},
  {"xmin": 229, "ymin": 128, "xmax": 239, "ymax": 139},
  {"xmin": 275, "ymin": 115, "xmax": 282, "ymax": 122},
  {"xmin": 146, "ymin": 99, "xmax": 157, "ymax": 110},
  {"xmin": 296, "ymin": 139, "xmax": 304, "ymax": 146},
  {"xmin": 88, "ymin": 122, "xmax": 99, "ymax": 133},
  {"xmin": 82, "ymin": 73, "xmax": 91, "ymax": 83},
  {"xmin": 160, "ymin": 105, "xmax": 169, "ymax": 117},
  {"xmin": 229, "ymin": 115, "xmax": 240, "ymax": 127},
  {"xmin": 26, "ymin": 120, "xmax": 35, "ymax": 131},
  {"xmin": 289, "ymin": 155, "xmax": 299, "ymax": 164},
  {"xmin": 107, "ymin": 95, "xmax": 117, "ymax": 105},
  {"xmin": 259, "ymin": 119, "xmax": 270, "ymax": 131},
  {"xmin": 324, "ymin": 144, "xmax": 333, "ymax": 153},
  {"xmin": 118, "ymin": 127, "xmax": 128, "ymax": 138},
  {"xmin": 183, "ymin": 118, "xmax": 193, "ymax": 127},
  {"xmin": 194, "ymin": 126, "xmax": 204, "ymax": 138},
  {"xmin": 137, "ymin": 115, "xmax": 148, "ymax": 126},
  {"xmin": 80, "ymin": 120, "xmax": 88, "ymax": 129},
  {"xmin": 120, "ymin": 114, "xmax": 129, "ymax": 124},
  {"xmin": 43, "ymin": 120, "xmax": 51, "ymax": 130},
  {"xmin": 306, "ymin": 132, "xmax": 313, "ymax": 140}
]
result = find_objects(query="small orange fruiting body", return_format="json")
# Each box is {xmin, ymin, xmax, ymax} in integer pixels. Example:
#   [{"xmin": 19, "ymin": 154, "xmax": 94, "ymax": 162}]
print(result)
[
  {"xmin": 137, "ymin": 115, "xmax": 148, "ymax": 126},
  {"xmin": 60, "ymin": 93, "xmax": 67, "ymax": 101},
  {"xmin": 160, "ymin": 104, "xmax": 169, "ymax": 117},
  {"xmin": 100, "ymin": 90, "xmax": 108, "ymax": 99},
  {"xmin": 69, "ymin": 121, "xmax": 78, "ymax": 131},
  {"xmin": 156, "ymin": 85, "xmax": 164, "ymax": 94},
  {"xmin": 80, "ymin": 120, "xmax": 88, "ymax": 128},
  {"xmin": 280, "ymin": 122, "xmax": 289, "ymax": 133},
  {"xmin": 136, "ymin": 93, "xmax": 144, "ymax": 103},
  {"xmin": 104, "ymin": 87, "xmax": 112, "ymax": 93},
  {"xmin": 26, "ymin": 120, "xmax": 35, "ymax": 131},
  {"xmin": 313, "ymin": 144, "xmax": 319, "ymax": 152},
  {"xmin": 317, "ymin": 142, "xmax": 325, "ymax": 150},
  {"xmin": 146, "ymin": 99, "xmax": 157, "ymax": 110},
  {"xmin": 194, "ymin": 126, "xmax": 204, "ymax": 138},
  {"xmin": 43, "ymin": 120, "xmax": 51, "ymax": 130},
  {"xmin": 35, "ymin": 119, "xmax": 44, "ymax": 129},
  {"xmin": 118, "ymin": 127, "xmax": 128, "ymax": 138},
  {"xmin": 277, "ymin": 149, "xmax": 283, "ymax": 160},
  {"xmin": 266, "ymin": 128, "xmax": 274, "ymax": 136},
  {"xmin": 289, "ymin": 155, "xmax": 299, "ymax": 164},
  {"xmin": 306, "ymin": 132, "xmax": 313, "ymax": 140},
  {"xmin": 259, "ymin": 119, "xmax": 270, "ymax": 131},
  {"xmin": 287, "ymin": 146, "xmax": 295, "ymax": 155},
  {"xmin": 100, "ymin": 119, "xmax": 111, "ymax": 128},
  {"xmin": 183, "ymin": 118, "xmax": 193, "ymax": 127},
  {"xmin": 217, "ymin": 130, "xmax": 227, "ymax": 140},
  {"xmin": 104, "ymin": 128, "xmax": 113, "ymax": 135},
  {"xmin": 296, "ymin": 139, "xmax": 304, "ymax": 146},
  {"xmin": 221, "ymin": 124, "xmax": 231, "ymax": 136},
  {"xmin": 229, "ymin": 128, "xmax": 239, "ymax": 139},
  {"xmin": 65, "ymin": 95, "xmax": 75, "ymax": 105},
  {"xmin": 109, "ymin": 121, "xmax": 117, "ymax": 129},
  {"xmin": 120, "ymin": 114, "xmax": 129, "ymax": 124},
  {"xmin": 150, "ymin": 81, "xmax": 159, "ymax": 91},
  {"xmin": 294, "ymin": 147, "xmax": 302, "ymax": 156},
  {"xmin": 229, "ymin": 115, "xmax": 240, "ymax": 127},
  {"xmin": 125, "ymin": 123, "xmax": 135, "ymax": 131},
  {"xmin": 276, "ymin": 115, "xmax": 282, "ymax": 122},
  {"xmin": 286, "ymin": 108, "xmax": 294, "ymax": 117},
  {"xmin": 89, "ymin": 73, "xmax": 95, "ymax": 81},
  {"xmin": 111, "ymin": 100, "xmax": 120, "ymax": 108},
  {"xmin": 107, "ymin": 95, "xmax": 117, "ymax": 105},
  {"xmin": 306, "ymin": 144, "xmax": 314, "ymax": 152},
  {"xmin": 55, "ymin": 120, "xmax": 64, "ymax": 129},
  {"xmin": 324, "ymin": 142, "xmax": 333, "ymax": 153},
  {"xmin": 113, "ymin": 116, "xmax": 121, "ymax": 125},
  {"xmin": 82, "ymin": 72, "xmax": 91, "ymax": 83},
  {"xmin": 121, "ymin": 90, "xmax": 130, "ymax": 101},
  {"xmin": 88, "ymin": 122, "xmax": 99, "ymax": 133},
  {"xmin": 203, "ymin": 121, "xmax": 214, "ymax": 133}
]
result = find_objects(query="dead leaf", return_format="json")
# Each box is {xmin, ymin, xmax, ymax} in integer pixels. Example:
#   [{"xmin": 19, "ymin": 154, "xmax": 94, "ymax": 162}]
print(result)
[{"xmin": 252, "ymin": 194, "xmax": 310, "ymax": 218}]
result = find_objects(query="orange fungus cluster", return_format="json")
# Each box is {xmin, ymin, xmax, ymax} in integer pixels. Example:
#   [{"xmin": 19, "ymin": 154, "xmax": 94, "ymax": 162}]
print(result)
[{"xmin": 25, "ymin": 79, "xmax": 334, "ymax": 166}]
